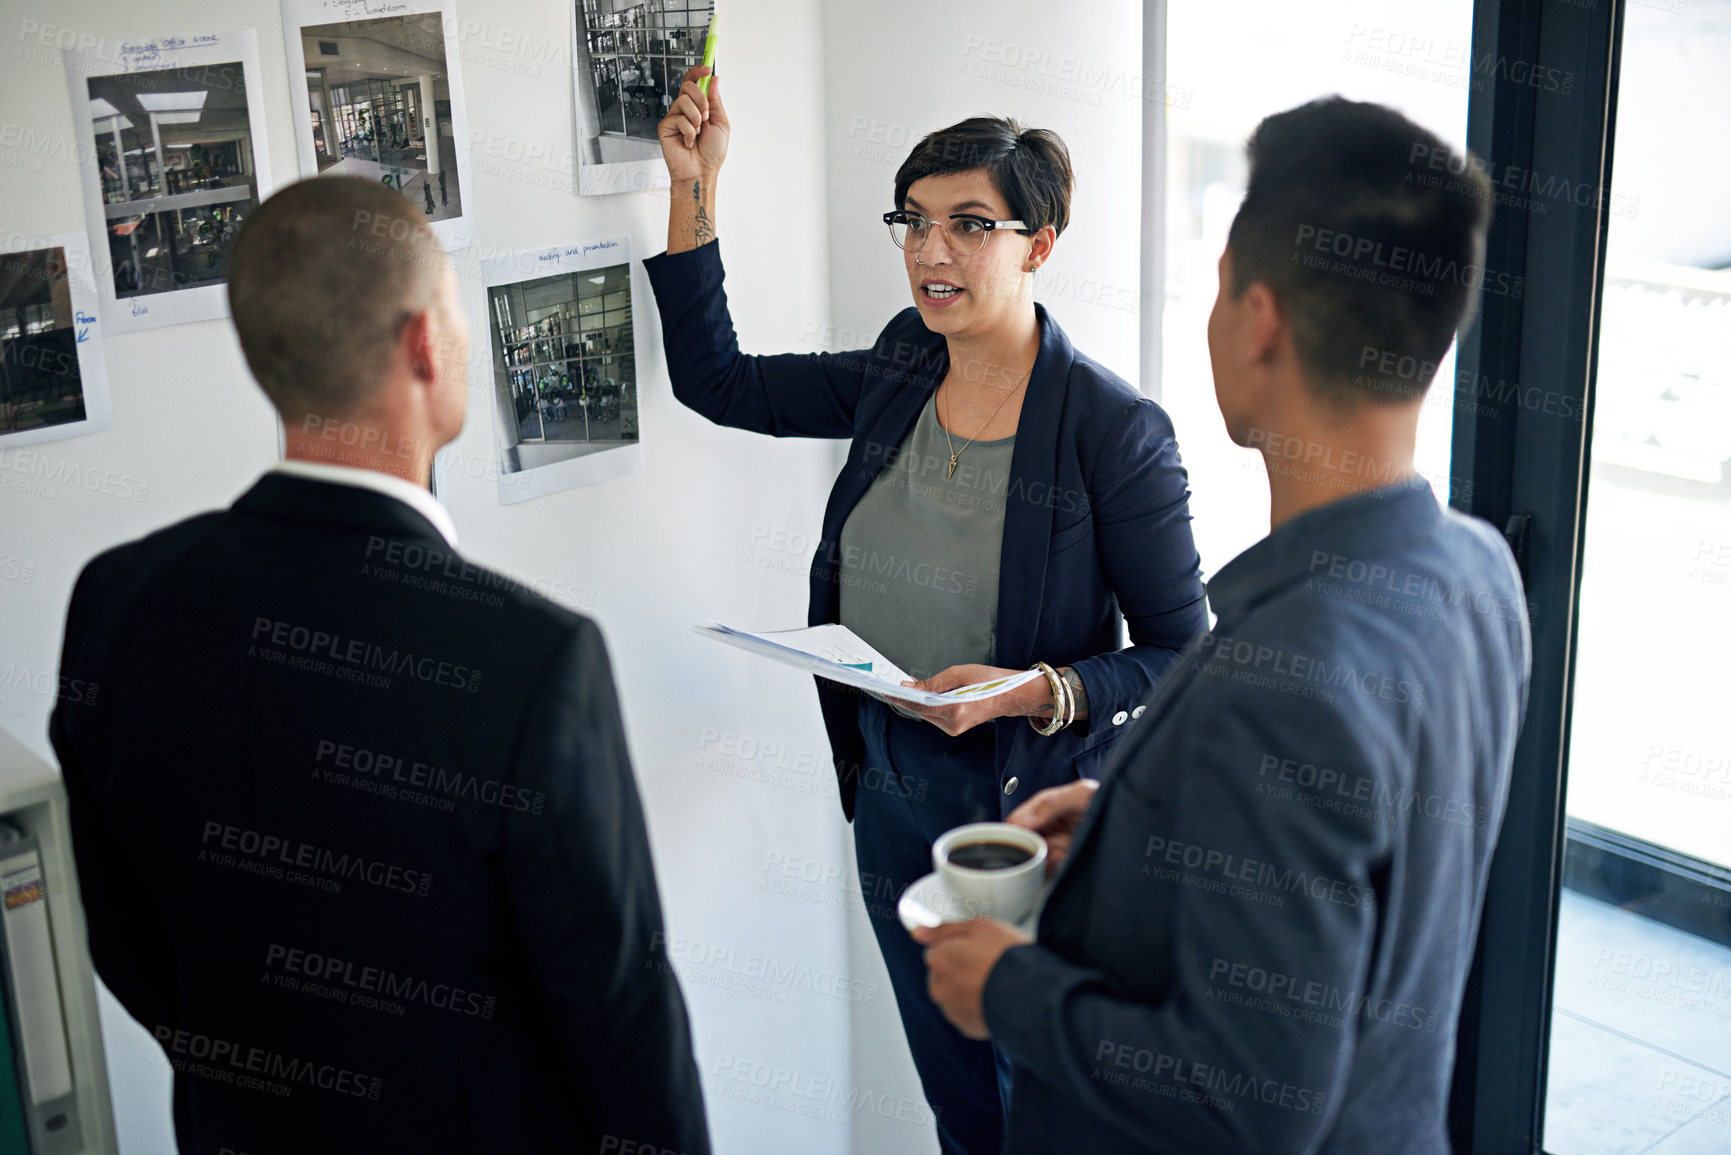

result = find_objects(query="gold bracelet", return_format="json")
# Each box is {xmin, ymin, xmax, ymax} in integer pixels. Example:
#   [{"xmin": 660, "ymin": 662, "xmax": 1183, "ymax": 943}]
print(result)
[
  {"xmin": 1052, "ymin": 668, "xmax": 1080, "ymax": 723},
  {"xmin": 1054, "ymin": 663, "xmax": 1074, "ymax": 731},
  {"xmin": 1029, "ymin": 661, "xmax": 1069, "ymax": 736}
]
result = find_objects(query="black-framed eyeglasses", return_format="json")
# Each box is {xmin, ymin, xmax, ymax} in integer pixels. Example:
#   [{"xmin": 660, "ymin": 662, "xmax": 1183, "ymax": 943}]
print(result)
[{"xmin": 883, "ymin": 210, "xmax": 1028, "ymax": 256}]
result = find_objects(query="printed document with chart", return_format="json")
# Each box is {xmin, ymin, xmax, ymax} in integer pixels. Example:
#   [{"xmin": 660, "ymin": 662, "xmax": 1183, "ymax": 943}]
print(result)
[{"xmin": 693, "ymin": 623, "xmax": 1042, "ymax": 706}]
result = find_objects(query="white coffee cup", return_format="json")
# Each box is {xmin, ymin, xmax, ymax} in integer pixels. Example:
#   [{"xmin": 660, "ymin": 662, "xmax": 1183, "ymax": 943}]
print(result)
[{"xmin": 932, "ymin": 822, "xmax": 1048, "ymax": 924}]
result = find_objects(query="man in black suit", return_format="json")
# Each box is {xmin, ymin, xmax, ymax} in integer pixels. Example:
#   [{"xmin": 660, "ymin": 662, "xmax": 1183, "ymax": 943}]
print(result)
[
  {"xmin": 50, "ymin": 176, "xmax": 710, "ymax": 1155},
  {"xmin": 916, "ymin": 98, "xmax": 1531, "ymax": 1153}
]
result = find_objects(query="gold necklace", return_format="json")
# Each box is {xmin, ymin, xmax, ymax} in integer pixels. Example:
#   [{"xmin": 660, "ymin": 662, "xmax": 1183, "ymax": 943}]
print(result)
[{"xmin": 939, "ymin": 367, "xmax": 1029, "ymax": 480}]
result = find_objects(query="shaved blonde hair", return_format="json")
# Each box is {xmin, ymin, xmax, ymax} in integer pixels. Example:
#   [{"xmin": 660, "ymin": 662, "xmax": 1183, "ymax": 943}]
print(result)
[{"xmin": 228, "ymin": 176, "xmax": 447, "ymax": 421}]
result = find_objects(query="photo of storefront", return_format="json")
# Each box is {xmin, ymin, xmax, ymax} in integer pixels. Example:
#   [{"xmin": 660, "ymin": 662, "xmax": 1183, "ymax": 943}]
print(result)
[
  {"xmin": 574, "ymin": 0, "xmax": 714, "ymax": 166},
  {"xmin": 488, "ymin": 261, "xmax": 637, "ymax": 475},
  {"xmin": 88, "ymin": 62, "xmax": 261, "ymax": 300},
  {"xmin": 0, "ymin": 247, "xmax": 83, "ymax": 436},
  {"xmin": 302, "ymin": 14, "xmax": 463, "ymax": 223}
]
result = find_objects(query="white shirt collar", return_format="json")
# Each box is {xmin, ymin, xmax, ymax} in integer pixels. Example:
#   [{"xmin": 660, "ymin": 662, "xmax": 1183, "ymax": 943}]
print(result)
[{"xmin": 271, "ymin": 459, "xmax": 459, "ymax": 547}]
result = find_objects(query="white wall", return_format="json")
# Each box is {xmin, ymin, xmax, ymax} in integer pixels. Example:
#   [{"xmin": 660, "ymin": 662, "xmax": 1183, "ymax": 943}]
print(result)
[
  {"xmin": 818, "ymin": 1, "xmax": 1146, "ymax": 384},
  {"xmin": 0, "ymin": 1, "xmax": 864, "ymax": 1152}
]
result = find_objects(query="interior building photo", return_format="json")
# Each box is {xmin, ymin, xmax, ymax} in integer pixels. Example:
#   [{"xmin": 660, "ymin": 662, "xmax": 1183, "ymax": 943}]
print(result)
[
  {"xmin": 0, "ymin": 247, "xmax": 83, "ymax": 435},
  {"xmin": 88, "ymin": 62, "xmax": 260, "ymax": 299},
  {"xmin": 301, "ymin": 14, "xmax": 464, "ymax": 223},
  {"xmin": 488, "ymin": 260, "xmax": 638, "ymax": 474},
  {"xmin": 574, "ymin": 0, "xmax": 715, "ymax": 164}
]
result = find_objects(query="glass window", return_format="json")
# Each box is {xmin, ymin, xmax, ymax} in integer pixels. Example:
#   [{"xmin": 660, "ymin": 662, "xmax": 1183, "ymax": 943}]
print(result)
[
  {"xmin": 1540, "ymin": 3, "xmax": 1731, "ymax": 1152},
  {"xmin": 1165, "ymin": 2, "xmax": 1471, "ymax": 582}
]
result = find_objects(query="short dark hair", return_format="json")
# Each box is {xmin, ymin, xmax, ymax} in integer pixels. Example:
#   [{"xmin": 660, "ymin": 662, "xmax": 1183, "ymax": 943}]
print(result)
[
  {"xmin": 1225, "ymin": 97, "xmax": 1494, "ymax": 403},
  {"xmin": 894, "ymin": 117, "xmax": 1074, "ymax": 238},
  {"xmin": 228, "ymin": 176, "xmax": 446, "ymax": 422}
]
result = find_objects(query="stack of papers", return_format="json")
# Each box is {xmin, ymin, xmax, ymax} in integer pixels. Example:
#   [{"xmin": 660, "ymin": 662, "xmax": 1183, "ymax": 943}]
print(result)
[{"xmin": 693, "ymin": 623, "xmax": 1042, "ymax": 707}]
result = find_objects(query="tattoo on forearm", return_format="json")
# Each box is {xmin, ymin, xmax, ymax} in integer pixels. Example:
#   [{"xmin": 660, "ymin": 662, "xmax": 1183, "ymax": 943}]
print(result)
[
  {"xmin": 1062, "ymin": 668, "xmax": 1089, "ymax": 718},
  {"xmin": 692, "ymin": 177, "xmax": 715, "ymax": 245}
]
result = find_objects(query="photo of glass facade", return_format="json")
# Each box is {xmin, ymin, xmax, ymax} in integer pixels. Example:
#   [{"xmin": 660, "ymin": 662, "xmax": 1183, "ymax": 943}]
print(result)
[
  {"xmin": 489, "ymin": 262, "xmax": 637, "ymax": 473},
  {"xmin": 575, "ymin": 0, "xmax": 714, "ymax": 163}
]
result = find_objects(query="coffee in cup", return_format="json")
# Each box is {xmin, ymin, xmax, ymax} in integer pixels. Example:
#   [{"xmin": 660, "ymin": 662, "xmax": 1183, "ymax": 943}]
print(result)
[{"xmin": 932, "ymin": 822, "xmax": 1048, "ymax": 924}]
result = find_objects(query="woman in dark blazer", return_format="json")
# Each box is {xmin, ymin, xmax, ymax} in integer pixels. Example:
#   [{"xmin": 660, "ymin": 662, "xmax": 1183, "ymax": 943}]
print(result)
[{"xmin": 646, "ymin": 67, "xmax": 1208, "ymax": 1155}]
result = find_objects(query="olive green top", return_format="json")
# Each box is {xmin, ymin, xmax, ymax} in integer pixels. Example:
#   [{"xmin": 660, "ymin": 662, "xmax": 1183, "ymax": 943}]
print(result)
[{"xmin": 838, "ymin": 392, "xmax": 1015, "ymax": 697}]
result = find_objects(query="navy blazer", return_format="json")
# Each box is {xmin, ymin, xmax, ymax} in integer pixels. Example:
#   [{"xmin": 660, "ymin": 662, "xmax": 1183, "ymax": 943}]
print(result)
[
  {"xmin": 980, "ymin": 482, "xmax": 1532, "ymax": 1153},
  {"xmin": 644, "ymin": 241, "xmax": 1208, "ymax": 819}
]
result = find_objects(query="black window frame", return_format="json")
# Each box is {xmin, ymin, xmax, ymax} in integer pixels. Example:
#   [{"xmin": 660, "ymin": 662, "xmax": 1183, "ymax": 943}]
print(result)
[{"xmin": 1447, "ymin": 0, "xmax": 1629, "ymax": 1151}]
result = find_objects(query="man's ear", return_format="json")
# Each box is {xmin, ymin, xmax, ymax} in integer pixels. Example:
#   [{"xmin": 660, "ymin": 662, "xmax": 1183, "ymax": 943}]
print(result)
[
  {"xmin": 401, "ymin": 309, "xmax": 436, "ymax": 382},
  {"xmin": 1240, "ymin": 282, "xmax": 1288, "ymax": 368}
]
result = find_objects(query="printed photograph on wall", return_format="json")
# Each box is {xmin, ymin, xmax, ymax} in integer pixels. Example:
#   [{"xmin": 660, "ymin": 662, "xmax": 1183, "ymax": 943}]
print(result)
[
  {"xmin": 570, "ymin": 0, "xmax": 714, "ymax": 196},
  {"xmin": 479, "ymin": 237, "xmax": 642, "ymax": 503},
  {"xmin": 282, "ymin": 0, "xmax": 474, "ymax": 248},
  {"xmin": 0, "ymin": 234, "xmax": 112, "ymax": 449},
  {"xmin": 64, "ymin": 30, "xmax": 273, "ymax": 333}
]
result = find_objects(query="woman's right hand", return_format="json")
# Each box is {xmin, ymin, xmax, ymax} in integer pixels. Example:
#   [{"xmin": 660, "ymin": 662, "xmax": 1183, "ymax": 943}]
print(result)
[
  {"xmin": 658, "ymin": 66, "xmax": 729, "ymax": 181},
  {"xmin": 1006, "ymin": 779, "xmax": 1101, "ymax": 878}
]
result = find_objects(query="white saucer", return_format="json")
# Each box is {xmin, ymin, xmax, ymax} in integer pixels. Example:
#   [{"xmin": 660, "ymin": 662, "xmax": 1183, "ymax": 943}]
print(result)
[{"xmin": 897, "ymin": 871, "xmax": 1047, "ymax": 936}]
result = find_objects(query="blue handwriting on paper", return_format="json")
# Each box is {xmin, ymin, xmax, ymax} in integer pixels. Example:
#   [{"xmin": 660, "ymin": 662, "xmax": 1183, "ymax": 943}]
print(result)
[
  {"xmin": 76, "ymin": 311, "xmax": 97, "ymax": 325},
  {"xmin": 336, "ymin": 0, "xmax": 412, "ymax": 16},
  {"xmin": 76, "ymin": 328, "xmax": 90, "ymax": 344},
  {"xmin": 129, "ymin": 299, "xmax": 149, "ymax": 317},
  {"xmin": 119, "ymin": 42, "xmax": 164, "ymax": 67},
  {"xmin": 536, "ymin": 240, "xmax": 622, "ymax": 265}
]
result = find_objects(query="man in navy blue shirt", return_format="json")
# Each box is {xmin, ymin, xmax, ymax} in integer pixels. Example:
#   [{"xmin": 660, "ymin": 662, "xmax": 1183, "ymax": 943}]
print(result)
[{"xmin": 916, "ymin": 97, "xmax": 1531, "ymax": 1154}]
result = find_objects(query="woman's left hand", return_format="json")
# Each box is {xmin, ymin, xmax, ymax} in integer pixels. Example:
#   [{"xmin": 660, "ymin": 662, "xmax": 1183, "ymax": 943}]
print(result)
[{"xmin": 899, "ymin": 664, "xmax": 1051, "ymax": 736}]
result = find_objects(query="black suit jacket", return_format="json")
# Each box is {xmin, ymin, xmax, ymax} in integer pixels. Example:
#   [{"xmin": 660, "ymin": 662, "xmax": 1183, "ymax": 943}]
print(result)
[{"xmin": 50, "ymin": 473, "xmax": 710, "ymax": 1155}]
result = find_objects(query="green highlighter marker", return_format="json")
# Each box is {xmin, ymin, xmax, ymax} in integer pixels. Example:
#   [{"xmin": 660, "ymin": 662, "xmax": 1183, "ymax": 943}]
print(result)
[{"xmin": 697, "ymin": 13, "xmax": 720, "ymax": 95}]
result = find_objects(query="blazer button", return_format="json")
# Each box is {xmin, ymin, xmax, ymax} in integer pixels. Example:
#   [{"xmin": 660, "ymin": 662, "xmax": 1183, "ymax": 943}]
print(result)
[
  {"xmin": 1132, "ymin": 705, "xmax": 1146, "ymax": 719},
  {"xmin": 1112, "ymin": 710, "xmax": 1129, "ymax": 726},
  {"xmin": 1003, "ymin": 777, "xmax": 1019, "ymax": 796}
]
